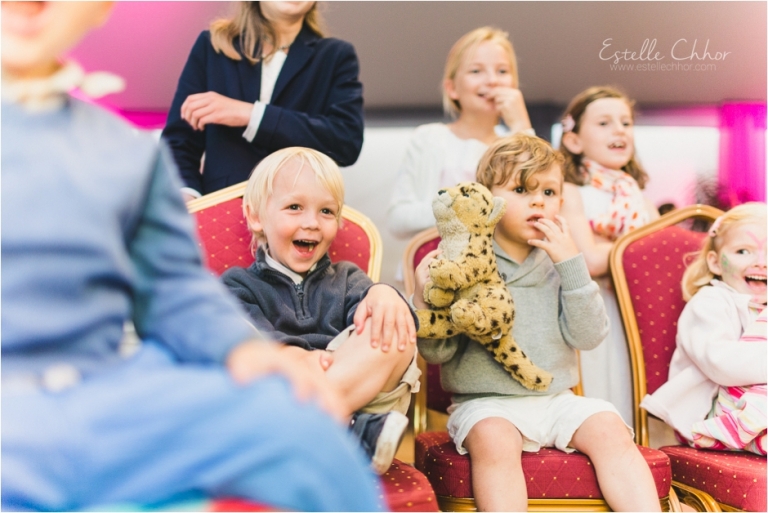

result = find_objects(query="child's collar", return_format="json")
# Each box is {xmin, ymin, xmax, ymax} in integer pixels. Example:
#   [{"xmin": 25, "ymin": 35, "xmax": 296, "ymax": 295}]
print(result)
[
  {"xmin": 1, "ymin": 60, "xmax": 124, "ymax": 112},
  {"xmin": 582, "ymin": 158, "xmax": 626, "ymax": 177},
  {"xmin": 493, "ymin": 240, "xmax": 545, "ymax": 268},
  {"xmin": 263, "ymin": 247, "xmax": 318, "ymax": 285}
]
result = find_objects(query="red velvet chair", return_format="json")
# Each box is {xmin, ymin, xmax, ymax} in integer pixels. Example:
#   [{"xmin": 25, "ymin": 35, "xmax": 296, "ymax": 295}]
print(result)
[
  {"xmin": 611, "ymin": 204, "xmax": 766, "ymax": 512},
  {"xmin": 188, "ymin": 182, "xmax": 438, "ymax": 512},
  {"xmin": 188, "ymin": 182, "xmax": 383, "ymax": 280},
  {"xmin": 403, "ymin": 226, "xmax": 678, "ymax": 512}
]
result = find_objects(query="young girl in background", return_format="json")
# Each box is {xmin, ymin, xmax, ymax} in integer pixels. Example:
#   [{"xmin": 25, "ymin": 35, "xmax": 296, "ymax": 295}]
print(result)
[
  {"xmin": 642, "ymin": 203, "xmax": 767, "ymax": 454},
  {"xmin": 387, "ymin": 26, "xmax": 534, "ymax": 241},
  {"xmin": 559, "ymin": 86, "xmax": 660, "ymax": 425}
]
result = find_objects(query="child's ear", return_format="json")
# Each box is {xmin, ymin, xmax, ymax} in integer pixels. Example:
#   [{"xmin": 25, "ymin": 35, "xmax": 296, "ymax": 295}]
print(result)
[
  {"xmin": 488, "ymin": 197, "xmax": 507, "ymax": 226},
  {"xmin": 706, "ymin": 250, "xmax": 722, "ymax": 276},
  {"xmin": 244, "ymin": 204, "xmax": 263, "ymax": 234},
  {"xmin": 444, "ymin": 77, "xmax": 459, "ymax": 101},
  {"xmin": 561, "ymin": 131, "xmax": 582, "ymax": 155}
]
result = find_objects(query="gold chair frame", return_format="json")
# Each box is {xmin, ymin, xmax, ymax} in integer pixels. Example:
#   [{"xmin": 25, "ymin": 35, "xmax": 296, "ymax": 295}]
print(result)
[
  {"xmin": 610, "ymin": 204, "xmax": 726, "ymax": 512},
  {"xmin": 188, "ymin": 181, "xmax": 383, "ymax": 281},
  {"xmin": 403, "ymin": 226, "xmax": 677, "ymax": 511},
  {"xmin": 402, "ymin": 226, "xmax": 440, "ymax": 436}
]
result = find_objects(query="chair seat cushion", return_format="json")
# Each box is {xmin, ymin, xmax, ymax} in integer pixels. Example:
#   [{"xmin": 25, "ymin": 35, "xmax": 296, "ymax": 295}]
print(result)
[
  {"xmin": 416, "ymin": 431, "xmax": 671, "ymax": 499},
  {"xmin": 660, "ymin": 445, "xmax": 767, "ymax": 511},
  {"xmin": 378, "ymin": 458, "xmax": 439, "ymax": 512}
]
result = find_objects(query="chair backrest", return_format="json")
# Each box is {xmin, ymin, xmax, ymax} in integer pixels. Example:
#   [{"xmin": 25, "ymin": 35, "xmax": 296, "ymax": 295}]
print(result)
[
  {"xmin": 610, "ymin": 204, "xmax": 722, "ymax": 446},
  {"xmin": 188, "ymin": 181, "xmax": 383, "ymax": 280},
  {"xmin": 402, "ymin": 227, "xmax": 441, "ymax": 298},
  {"xmin": 402, "ymin": 228, "xmax": 450, "ymax": 435}
]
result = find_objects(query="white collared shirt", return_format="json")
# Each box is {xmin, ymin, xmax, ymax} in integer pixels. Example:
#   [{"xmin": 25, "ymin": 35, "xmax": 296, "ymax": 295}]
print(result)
[
  {"xmin": 242, "ymin": 50, "xmax": 288, "ymax": 143},
  {"xmin": 264, "ymin": 248, "xmax": 317, "ymax": 285}
]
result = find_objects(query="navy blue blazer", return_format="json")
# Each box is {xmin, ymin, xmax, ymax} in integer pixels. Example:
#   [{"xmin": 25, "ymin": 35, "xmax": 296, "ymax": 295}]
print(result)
[{"xmin": 162, "ymin": 25, "xmax": 364, "ymax": 195}]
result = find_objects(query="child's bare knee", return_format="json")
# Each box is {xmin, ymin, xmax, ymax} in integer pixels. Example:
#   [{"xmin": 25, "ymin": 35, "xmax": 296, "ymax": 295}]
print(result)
[
  {"xmin": 575, "ymin": 411, "xmax": 633, "ymax": 452},
  {"xmin": 467, "ymin": 418, "xmax": 523, "ymax": 453}
]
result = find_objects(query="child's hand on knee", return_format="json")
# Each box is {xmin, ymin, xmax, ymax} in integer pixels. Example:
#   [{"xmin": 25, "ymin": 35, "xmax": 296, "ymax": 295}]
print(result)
[
  {"xmin": 226, "ymin": 340, "xmax": 347, "ymax": 421},
  {"xmin": 528, "ymin": 215, "xmax": 580, "ymax": 264},
  {"xmin": 354, "ymin": 284, "xmax": 416, "ymax": 353}
]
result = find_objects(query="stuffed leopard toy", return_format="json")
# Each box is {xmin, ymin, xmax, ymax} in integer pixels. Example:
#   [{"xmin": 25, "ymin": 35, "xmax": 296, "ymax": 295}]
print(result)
[{"xmin": 417, "ymin": 182, "xmax": 553, "ymax": 392}]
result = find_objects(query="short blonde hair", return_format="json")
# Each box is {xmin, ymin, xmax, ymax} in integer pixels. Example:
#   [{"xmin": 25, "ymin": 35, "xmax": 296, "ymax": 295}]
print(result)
[
  {"xmin": 243, "ymin": 147, "xmax": 344, "ymax": 249},
  {"xmin": 476, "ymin": 133, "xmax": 564, "ymax": 191},
  {"xmin": 443, "ymin": 26, "xmax": 519, "ymax": 118},
  {"xmin": 681, "ymin": 202, "xmax": 767, "ymax": 301}
]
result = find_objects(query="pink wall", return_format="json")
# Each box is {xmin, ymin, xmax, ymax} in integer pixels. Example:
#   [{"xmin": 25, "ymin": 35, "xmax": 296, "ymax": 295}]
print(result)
[
  {"xmin": 719, "ymin": 103, "xmax": 767, "ymax": 205},
  {"xmin": 68, "ymin": 2, "xmax": 230, "ymax": 111}
]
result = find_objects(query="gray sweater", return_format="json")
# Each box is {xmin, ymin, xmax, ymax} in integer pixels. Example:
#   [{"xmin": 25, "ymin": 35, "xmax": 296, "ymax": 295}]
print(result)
[{"xmin": 418, "ymin": 243, "xmax": 609, "ymax": 402}]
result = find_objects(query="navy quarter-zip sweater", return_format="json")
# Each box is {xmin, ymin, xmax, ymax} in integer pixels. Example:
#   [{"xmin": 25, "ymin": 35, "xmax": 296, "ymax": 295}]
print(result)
[{"xmin": 223, "ymin": 247, "xmax": 416, "ymax": 350}]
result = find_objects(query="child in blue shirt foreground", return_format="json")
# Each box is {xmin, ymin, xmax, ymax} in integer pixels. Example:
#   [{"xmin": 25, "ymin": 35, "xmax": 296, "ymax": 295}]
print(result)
[
  {"xmin": 223, "ymin": 146, "xmax": 421, "ymax": 474},
  {"xmin": 1, "ymin": 2, "xmax": 379, "ymax": 510},
  {"xmin": 413, "ymin": 133, "xmax": 660, "ymax": 511}
]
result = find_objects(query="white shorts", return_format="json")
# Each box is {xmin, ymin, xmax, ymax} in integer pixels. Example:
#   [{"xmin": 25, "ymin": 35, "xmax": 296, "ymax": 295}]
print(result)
[{"xmin": 447, "ymin": 390, "xmax": 633, "ymax": 455}]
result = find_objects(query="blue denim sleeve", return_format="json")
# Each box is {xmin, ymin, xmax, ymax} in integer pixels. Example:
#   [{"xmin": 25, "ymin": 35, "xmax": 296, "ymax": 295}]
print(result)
[{"xmin": 129, "ymin": 142, "xmax": 259, "ymax": 363}]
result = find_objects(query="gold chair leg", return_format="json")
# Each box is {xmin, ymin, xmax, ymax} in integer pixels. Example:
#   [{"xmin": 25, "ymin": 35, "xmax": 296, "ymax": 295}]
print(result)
[
  {"xmin": 667, "ymin": 486, "xmax": 683, "ymax": 512},
  {"xmin": 672, "ymin": 481, "xmax": 723, "ymax": 512}
]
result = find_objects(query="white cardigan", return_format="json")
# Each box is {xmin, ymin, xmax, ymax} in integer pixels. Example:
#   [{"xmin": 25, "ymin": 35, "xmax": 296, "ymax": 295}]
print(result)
[
  {"xmin": 386, "ymin": 123, "xmax": 489, "ymax": 240},
  {"xmin": 640, "ymin": 280, "xmax": 767, "ymax": 440}
]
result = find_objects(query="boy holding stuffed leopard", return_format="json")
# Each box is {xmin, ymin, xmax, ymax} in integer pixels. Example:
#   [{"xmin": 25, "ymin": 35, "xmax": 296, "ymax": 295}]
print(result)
[{"xmin": 413, "ymin": 133, "xmax": 659, "ymax": 511}]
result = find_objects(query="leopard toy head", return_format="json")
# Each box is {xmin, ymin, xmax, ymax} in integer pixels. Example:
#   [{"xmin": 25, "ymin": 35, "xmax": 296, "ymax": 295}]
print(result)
[
  {"xmin": 416, "ymin": 182, "xmax": 553, "ymax": 392},
  {"xmin": 432, "ymin": 182, "xmax": 505, "ymax": 263}
]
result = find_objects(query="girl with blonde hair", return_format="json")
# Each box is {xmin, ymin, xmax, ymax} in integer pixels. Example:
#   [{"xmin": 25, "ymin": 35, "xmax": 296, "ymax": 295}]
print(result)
[
  {"xmin": 162, "ymin": 2, "xmax": 364, "ymax": 200},
  {"xmin": 642, "ymin": 202, "xmax": 767, "ymax": 454},
  {"xmin": 387, "ymin": 26, "xmax": 534, "ymax": 241}
]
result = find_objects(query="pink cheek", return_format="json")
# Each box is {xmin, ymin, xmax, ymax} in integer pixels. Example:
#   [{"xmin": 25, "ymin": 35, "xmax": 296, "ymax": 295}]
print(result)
[{"xmin": 746, "ymin": 232, "xmax": 767, "ymax": 263}]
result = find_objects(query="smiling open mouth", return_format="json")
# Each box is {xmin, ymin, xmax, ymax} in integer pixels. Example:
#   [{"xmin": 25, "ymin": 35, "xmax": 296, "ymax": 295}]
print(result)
[
  {"xmin": 745, "ymin": 274, "xmax": 767, "ymax": 293},
  {"xmin": 609, "ymin": 141, "xmax": 626, "ymax": 149},
  {"xmin": 293, "ymin": 240, "xmax": 317, "ymax": 254}
]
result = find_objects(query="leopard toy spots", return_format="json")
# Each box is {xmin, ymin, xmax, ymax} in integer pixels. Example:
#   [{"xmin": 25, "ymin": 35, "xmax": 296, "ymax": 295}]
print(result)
[{"xmin": 417, "ymin": 182, "xmax": 553, "ymax": 392}]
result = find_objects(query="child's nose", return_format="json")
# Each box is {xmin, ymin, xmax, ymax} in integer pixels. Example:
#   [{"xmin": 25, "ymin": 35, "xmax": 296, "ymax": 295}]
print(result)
[{"xmin": 302, "ymin": 213, "xmax": 319, "ymax": 229}]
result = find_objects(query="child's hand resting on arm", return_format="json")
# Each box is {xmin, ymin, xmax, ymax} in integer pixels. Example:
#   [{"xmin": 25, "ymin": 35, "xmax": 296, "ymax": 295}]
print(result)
[
  {"xmin": 181, "ymin": 91, "xmax": 253, "ymax": 131},
  {"xmin": 354, "ymin": 284, "xmax": 417, "ymax": 353},
  {"xmin": 226, "ymin": 340, "xmax": 346, "ymax": 421},
  {"xmin": 528, "ymin": 215, "xmax": 580, "ymax": 264}
]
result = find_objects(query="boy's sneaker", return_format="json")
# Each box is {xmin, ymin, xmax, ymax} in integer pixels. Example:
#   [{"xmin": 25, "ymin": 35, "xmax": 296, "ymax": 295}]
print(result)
[{"xmin": 350, "ymin": 411, "xmax": 409, "ymax": 475}]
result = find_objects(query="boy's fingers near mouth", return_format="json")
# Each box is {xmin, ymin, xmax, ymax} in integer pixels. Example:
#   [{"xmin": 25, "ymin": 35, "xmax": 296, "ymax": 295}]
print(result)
[
  {"xmin": 534, "ymin": 219, "xmax": 555, "ymax": 235},
  {"xmin": 554, "ymin": 215, "xmax": 569, "ymax": 232}
]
